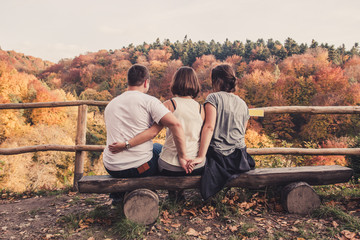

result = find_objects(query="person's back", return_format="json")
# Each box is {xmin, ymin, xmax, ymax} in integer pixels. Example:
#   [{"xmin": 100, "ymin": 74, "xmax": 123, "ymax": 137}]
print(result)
[
  {"xmin": 205, "ymin": 91, "xmax": 249, "ymax": 156},
  {"xmin": 158, "ymin": 66, "xmax": 205, "ymax": 176},
  {"xmin": 103, "ymin": 90, "xmax": 166, "ymax": 171},
  {"xmin": 103, "ymin": 64, "xmax": 190, "ymax": 205},
  {"xmin": 159, "ymin": 97, "xmax": 204, "ymax": 171},
  {"xmin": 194, "ymin": 64, "xmax": 255, "ymax": 200}
]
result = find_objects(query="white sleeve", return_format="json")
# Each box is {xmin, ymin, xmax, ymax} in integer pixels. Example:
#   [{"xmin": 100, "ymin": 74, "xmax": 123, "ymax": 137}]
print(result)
[{"xmin": 148, "ymin": 98, "xmax": 170, "ymax": 124}]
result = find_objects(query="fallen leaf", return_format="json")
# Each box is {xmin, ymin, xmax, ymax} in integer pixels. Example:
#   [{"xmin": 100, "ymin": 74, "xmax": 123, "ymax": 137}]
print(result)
[
  {"xmin": 341, "ymin": 230, "xmax": 356, "ymax": 239},
  {"xmin": 78, "ymin": 220, "xmax": 89, "ymax": 229},
  {"xmin": 182, "ymin": 209, "xmax": 197, "ymax": 216},
  {"xmin": 160, "ymin": 218, "xmax": 171, "ymax": 224},
  {"xmin": 326, "ymin": 200, "xmax": 338, "ymax": 207},
  {"xmin": 186, "ymin": 228, "xmax": 199, "ymax": 236},
  {"xmin": 332, "ymin": 221, "xmax": 339, "ymax": 228},
  {"xmin": 201, "ymin": 206, "xmax": 209, "ymax": 212},
  {"xmin": 45, "ymin": 234, "xmax": 54, "ymax": 239},
  {"xmin": 162, "ymin": 210, "xmax": 170, "ymax": 220},
  {"xmin": 87, "ymin": 237, "xmax": 95, "ymax": 240},
  {"xmin": 247, "ymin": 228, "xmax": 257, "ymax": 233},
  {"xmin": 336, "ymin": 235, "xmax": 347, "ymax": 240},
  {"xmin": 85, "ymin": 218, "xmax": 94, "ymax": 224},
  {"xmin": 171, "ymin": 223, "xmax": 181, "ymax": 228},
  {"xmin": 205, "ymin": 210, "xmax": 216, "ymax": 219},
  {"xmin": 203, "ymin": 227, "xmax": 212, "ymax": 233},
  {"xmin": 291, "ymin": 227, "xmax": 299, "ymax": 232},
  {"xmin": 228, "ymin": 225, "xmax": 238, "ymax": 232},
  {"xmin": 293, "ymin": 220, "xmax": 301, "ymax": 225}
]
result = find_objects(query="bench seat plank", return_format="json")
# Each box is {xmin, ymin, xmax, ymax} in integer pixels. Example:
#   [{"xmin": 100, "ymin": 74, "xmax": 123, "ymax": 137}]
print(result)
[{"xmin": 78, "ymin": 165, "xmax": 353, "ymax": 193}]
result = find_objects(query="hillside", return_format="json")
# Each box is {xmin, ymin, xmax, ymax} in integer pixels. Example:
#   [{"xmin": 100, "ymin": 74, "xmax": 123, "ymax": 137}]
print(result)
[
  {"xmin": 0, "ymin": 49, "xmax": 53, "ymax": 75},
  {"xmin": 0, "ymin": 39, "xmax": 360, "ymax": 192}
]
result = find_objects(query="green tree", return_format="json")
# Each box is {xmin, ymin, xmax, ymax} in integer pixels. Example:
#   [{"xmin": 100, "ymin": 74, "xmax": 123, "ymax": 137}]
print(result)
[{"xmin": 284, "ymin": 37, "xmax": 300, "ymax": 56}]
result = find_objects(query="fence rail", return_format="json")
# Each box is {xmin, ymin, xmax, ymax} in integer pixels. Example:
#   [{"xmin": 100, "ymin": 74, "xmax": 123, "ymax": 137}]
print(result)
[
  {"xmin": 1, "ymin": 145, "xmax": 360, "ymax": 156},
  {"xmin": 1, "ymin": 101, "xmax": 360, "ymax": 114},
  {"xmin": 1, "ymin": 101, "xmax": 359, "ymax": 190}
]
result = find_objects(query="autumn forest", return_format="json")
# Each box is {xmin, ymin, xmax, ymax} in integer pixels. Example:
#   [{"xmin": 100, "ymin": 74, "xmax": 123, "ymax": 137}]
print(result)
[{"xmin": 0, "ymin": 37, "xmax": 360, "ymax": 192}]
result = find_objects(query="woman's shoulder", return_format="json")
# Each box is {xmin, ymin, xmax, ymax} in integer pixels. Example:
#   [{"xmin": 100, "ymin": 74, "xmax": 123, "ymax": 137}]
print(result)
[{"xmin": 205, "ymin": 92, "xmax": 220, "ymax": 101}]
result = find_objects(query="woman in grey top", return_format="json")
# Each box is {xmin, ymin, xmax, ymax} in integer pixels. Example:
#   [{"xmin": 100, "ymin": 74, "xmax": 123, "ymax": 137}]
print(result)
[{"xmin": 189, "ymin": 64, "xmax": 255, "ymax": 200}]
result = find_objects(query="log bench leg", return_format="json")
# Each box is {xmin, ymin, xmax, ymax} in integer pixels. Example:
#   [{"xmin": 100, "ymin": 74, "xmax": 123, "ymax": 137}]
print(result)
[
  {"xmin": 123, "ymin": 189, "xmax": 159, "ymax": 225},
  {"xmin": 281, "ymin": 182, "xmax": 321, "ymax": 215}
]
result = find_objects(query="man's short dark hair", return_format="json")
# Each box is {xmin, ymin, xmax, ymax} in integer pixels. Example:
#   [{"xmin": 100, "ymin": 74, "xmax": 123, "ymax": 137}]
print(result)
[{"xmin": 127, "ymin": 64, "xmax": 150, "ymax": 86}]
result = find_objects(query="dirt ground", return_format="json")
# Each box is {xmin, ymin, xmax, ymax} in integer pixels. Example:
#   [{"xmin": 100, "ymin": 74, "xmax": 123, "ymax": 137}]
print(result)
[{"xmin": 0, "ymin": 188, "xmax": 359, "ymax": 240}]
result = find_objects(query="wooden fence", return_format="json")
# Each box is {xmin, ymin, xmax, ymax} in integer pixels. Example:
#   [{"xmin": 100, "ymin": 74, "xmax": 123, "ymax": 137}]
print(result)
[{"xmin": 1, "ymin": 101, "xmax": 360, "ymax": 190}]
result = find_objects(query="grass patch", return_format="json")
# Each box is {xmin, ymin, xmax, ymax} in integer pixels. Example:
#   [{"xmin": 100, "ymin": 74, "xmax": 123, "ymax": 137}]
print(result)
[
  {"xmin": 160, "ymin": 196, "xmax": 183, "ymax": 214},
  {"xmin": 88, "ymin": 205, "xmax": 109, "ymax": 219},
  {"xmin": 167, "ymin": 227, "xmax": 188, "ymax": 240},
  {"xmin": 29, "ymin": 207, "xmax": 42, "ymax": 217},
  {"xmin": 295, "ymin": 222, "xmax": 321, "ymax": 239},
  {"xmin": 312, "ymin": 205, "xmax": 360, "ymax": 232},
  {"xmin": 84, "ymin": 197, "xmax": 96, "ymax": 205},
  {"xmin": 209, "ymin": 189, "xmax": 232, "ymax": 219},
  {"xmin": 112, "ymin": 218, "xmax": 146, "ymax": 240},
  {"xmin": 1, "ymin": 186, "xmax": 73, "ymax": 200},
  {"xmin": 59, "ymin": 212, "xmax": 85, "ymax": 230},
  {"xmin": 315, "ymin": 182, "xmax": 360, "ymax": 201},
  {"xmin": 268, "ymin": 230, "xmax": 291, "ymax": 240},
  {"xmin": 239, "ymin": 222, "xmax": 259, "ymax": 238}
]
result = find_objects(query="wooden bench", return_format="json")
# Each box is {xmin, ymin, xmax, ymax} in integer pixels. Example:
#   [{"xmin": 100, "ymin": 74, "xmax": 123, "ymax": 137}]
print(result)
[{"xmin": 78, "ymin": 165, "xmax": 353, "ymax": 224}]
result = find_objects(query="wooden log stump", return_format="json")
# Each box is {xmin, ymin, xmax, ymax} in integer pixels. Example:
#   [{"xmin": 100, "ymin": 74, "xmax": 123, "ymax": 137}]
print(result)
[
  {"xmin": 281, "ymin": 182, "xmax": 321, "ymax": 215},
  {"xmin": 123, "ymin": 189, "xmax": 159, "ymax": 225}
]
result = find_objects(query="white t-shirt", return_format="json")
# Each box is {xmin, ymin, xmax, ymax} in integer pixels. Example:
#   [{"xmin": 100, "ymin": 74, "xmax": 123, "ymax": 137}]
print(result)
[{"xmin": 103, "ymin": 90, "xmax": 170, "ymax": 171}]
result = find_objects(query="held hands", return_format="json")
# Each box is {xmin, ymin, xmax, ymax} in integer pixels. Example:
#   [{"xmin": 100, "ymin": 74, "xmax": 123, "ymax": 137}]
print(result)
[
  {"xmin": 178, "ymin": 156, "xmax": 191, "ymax": 174},
  {"xmin": 186, "ymin": 157, "xmax": 205, "ymax": 173},
  {"xmin": 108, "ymin": 142, "xmax": 126, "ymax": 154},
  {"xmin": 179, "ymin": 156, "xmax": 205, "ymax": 174}
]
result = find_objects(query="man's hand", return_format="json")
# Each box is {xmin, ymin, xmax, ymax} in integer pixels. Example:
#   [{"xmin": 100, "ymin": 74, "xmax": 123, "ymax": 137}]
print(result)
[{"xmin": 108, "ymin": 142, "xmax": 126, "ymax": 154}]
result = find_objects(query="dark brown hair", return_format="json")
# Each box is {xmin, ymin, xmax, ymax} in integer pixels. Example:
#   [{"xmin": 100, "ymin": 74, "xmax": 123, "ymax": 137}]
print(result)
[
  {"xmin": 211, "ymin": 64, "xmax": 236, "ymax": 92},
  {"xmin": 171, "ymin": 66, "xmax": 200, "ymax": 98},
  {"xmin": 127, "ymin": 64, "xmax": 150, "ymax": 86}
]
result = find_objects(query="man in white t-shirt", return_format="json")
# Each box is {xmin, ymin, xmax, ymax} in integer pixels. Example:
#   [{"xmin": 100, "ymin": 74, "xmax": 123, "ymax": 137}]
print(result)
[{"xmin": 103, "ymin": 64, "xmax": 188, "ymax": 186}]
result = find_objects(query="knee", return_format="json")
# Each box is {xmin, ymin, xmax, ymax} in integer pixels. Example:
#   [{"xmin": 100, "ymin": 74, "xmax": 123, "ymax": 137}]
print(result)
[{"xmin": 153, "ymin": 143, "xmax": 163, "ymax": 154}]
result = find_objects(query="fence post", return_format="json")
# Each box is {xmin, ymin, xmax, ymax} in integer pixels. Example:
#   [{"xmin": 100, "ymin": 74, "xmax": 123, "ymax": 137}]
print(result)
[{"xmin": 73, "ymin": 104, "xmax": 88, "ymax": 191}]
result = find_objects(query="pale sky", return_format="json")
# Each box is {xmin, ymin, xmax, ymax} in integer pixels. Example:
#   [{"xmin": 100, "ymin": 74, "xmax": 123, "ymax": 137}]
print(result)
[{"xmin": 1, "ymin": 0, "xmax": 359, "ymax": 63}]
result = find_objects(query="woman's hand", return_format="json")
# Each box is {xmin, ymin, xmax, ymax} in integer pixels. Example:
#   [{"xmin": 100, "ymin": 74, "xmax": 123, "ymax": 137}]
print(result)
[
  {"xmin": 108, "ymin": 142, "xmax": 126, "ymax": 154},
  {"xmin": 178, "ymin": 156, "xmax": 191, "ymax": 174},
  {"xmin": 186, "ymin": 157, "xmax": 205, "ymax": 173}
]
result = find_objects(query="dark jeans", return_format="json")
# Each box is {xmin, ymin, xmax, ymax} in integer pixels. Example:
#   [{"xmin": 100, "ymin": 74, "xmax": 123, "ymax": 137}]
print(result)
[{"xmin": 105, "ymin": 143, "xmax": 162, "ymax": 200}]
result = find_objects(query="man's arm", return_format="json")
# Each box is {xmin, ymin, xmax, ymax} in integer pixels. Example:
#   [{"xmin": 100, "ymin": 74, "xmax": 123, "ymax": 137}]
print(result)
[
  {"xmin": 109, "ymin": 124, "xmax": 163, "ymax": 154},
  {"xmin": 159, "ymin": 112, "xmax": 190, "ymax": 173}
]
